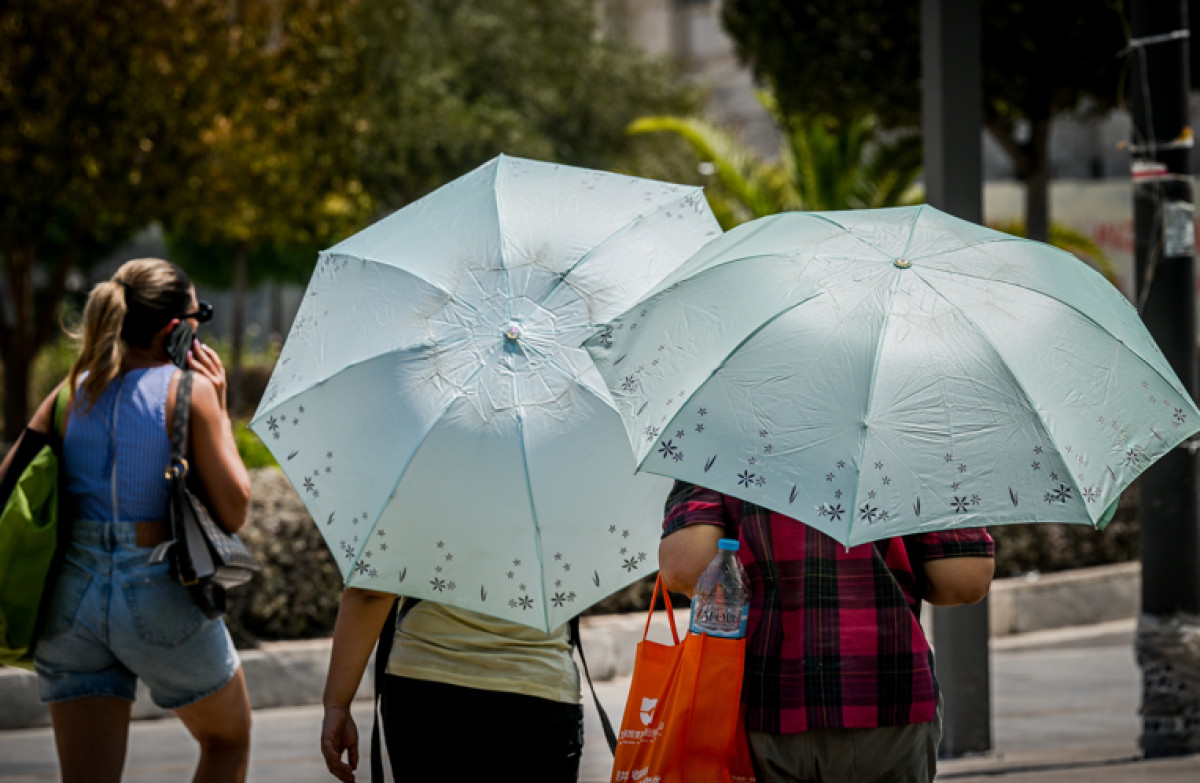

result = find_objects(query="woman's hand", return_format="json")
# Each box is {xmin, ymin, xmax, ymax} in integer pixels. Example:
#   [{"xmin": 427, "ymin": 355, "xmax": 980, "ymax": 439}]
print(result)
[
  {"xmin": 187, "ymin": 339, "xmax": 228, "ymax": 412},
  {"xmin": 320, "ymin": 705, "xmax": 360, "ymax": 782}
]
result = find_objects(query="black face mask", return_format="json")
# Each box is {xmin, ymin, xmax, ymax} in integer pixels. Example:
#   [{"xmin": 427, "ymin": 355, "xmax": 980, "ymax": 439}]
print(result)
[{"xmin": 163, "ymin": 321, "xmax": 195, "ymax": 369}]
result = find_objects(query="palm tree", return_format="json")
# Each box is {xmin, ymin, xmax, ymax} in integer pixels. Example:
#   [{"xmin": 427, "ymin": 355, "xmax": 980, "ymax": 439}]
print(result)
[
  {"xmin": 630, "ymin": 96, "xmax": 1118, "ymax": 286},
  {"xmin": 628, "ymin": 93, "xmax": 922, "ymax": 229}
]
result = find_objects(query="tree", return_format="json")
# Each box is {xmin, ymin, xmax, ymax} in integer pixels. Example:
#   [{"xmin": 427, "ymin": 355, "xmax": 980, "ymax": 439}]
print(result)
[
  {"xmin": 630, "ymin": 95, "xmax": 923, "ymax": 228},
  {"xmin": 162, "ymin": 0, "xmax": 374, "ymax": 409},
  {"xmin": 345, "ymin": 0, "xmax": 697, "ymax": 210},
  {"xmin": 1, "ymin": 0, "xmax": 697, "ymax": 437},
  {"xmin": 0, "ymin": 0, "xmax": 238, "ymax": 440},
  {"xmin": 721, "ymin": 0, "xmax": 1128, "ymax": 243}
]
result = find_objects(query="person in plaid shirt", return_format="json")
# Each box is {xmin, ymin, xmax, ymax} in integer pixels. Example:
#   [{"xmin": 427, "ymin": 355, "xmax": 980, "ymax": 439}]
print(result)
[{"xmin": 659, "ymin": 480, "xmax": 995, "ymax": 783}]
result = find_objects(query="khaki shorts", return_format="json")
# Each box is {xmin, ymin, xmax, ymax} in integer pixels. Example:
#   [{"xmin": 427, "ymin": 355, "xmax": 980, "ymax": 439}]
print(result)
[{"xmin": 747, "ymin": 700, "xmax": 942, "ymax": 783}]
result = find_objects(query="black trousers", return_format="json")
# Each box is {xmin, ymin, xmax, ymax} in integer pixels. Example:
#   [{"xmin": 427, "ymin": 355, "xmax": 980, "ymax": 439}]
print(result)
[{"xmin": 380, "ymin": 674, "xmax": 584, "ymax": 781}]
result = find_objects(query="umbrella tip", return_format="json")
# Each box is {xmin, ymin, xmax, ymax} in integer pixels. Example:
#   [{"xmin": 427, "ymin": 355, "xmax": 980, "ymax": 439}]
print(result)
[
  {"xmin": 894, "ymin": 257, "xmax": 912, "ymax": 269},
  {"xmin": 505, "ymin": 323, "xmax": 522, "ymax": 341}
]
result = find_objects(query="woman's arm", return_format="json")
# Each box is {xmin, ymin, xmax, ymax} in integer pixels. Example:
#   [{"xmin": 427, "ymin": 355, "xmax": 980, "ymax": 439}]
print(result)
[
  {"xmin": 320, "ymin": 587, "xmax": 398, "ymax": 783},
  {"xmin": 658, "ymin": 524, "xmax": 723, "ymax": 596},
  {"xmin": 923, "ymin": 557, "xmax": 995, "ymax": 606},
  {"xmin": 186, "ymin": 347, "xmax": 251, "ymax": 533},
  {"xmin": 0, "ymin": 382, "xmax": 66, "ymax": 481}
]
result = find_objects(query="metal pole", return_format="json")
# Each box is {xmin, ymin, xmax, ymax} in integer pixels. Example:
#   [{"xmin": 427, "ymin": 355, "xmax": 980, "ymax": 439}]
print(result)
[
  {"xmin": 921, "ymin": 0, "xmax": 993, "ymax": 758},
  {"xmin": 1127, "ymin": 0, "xmax": 1200, "ymax": 758}
]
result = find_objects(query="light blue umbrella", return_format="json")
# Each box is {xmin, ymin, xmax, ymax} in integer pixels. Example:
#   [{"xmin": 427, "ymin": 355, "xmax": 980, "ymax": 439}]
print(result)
[
  {"xmin": 583, "ymin": 205, "xmax": 1200, "ymax": 547},
  {"xmin": 249, "ymin": 155, "xmax": 721, "ymax": 631}
]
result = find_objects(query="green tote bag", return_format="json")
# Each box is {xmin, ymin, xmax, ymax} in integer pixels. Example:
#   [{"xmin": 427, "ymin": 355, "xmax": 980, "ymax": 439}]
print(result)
[{"xmin": 0, "ymin": 387, "xmax": 70, "ymax": 669}]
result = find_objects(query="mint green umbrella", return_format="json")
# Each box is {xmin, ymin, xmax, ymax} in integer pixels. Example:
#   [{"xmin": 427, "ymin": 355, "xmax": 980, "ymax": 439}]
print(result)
[
  {"xmin": 584, "ymin": 205, "xmax": 1200, "ymax": 547},
  {"xmin": 250, "ymin": 155, "xmax": 721, "ymax": 631}
]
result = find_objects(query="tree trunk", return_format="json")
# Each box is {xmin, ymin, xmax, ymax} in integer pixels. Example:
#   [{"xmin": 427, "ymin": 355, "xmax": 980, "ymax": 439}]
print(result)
[
  {"xmin": 1024, "ymin": 117, "xmax": 1052, "ymax": 243},
  {"xmin": 1, "ymin": 242, "xmax": 37, "ymax": 442},
  {"xmin": 230, "ymin": 246, "xmax": 248, "ymax": 415},
  {"xmin": 269, "ymin": 281, "xmax": 282, "ymax": 346},
  {"xmin": 1, "ymin": 340, "xmax": 33, "ymax": 444}
]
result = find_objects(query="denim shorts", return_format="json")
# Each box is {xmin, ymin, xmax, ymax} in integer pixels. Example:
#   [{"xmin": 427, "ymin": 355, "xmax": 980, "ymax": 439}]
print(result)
[{"xmin": 34, "ymin": 519, "xmax": 240, "ymax": 710}]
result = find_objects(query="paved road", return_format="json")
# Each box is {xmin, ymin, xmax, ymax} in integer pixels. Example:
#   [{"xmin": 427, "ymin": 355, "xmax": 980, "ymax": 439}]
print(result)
[{"xmin": 1, "ymin": 620, "xmax": 1197, "ymax": 781}]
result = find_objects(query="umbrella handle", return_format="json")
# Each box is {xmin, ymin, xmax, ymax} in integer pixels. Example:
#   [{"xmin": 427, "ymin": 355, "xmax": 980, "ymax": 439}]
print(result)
[{"xmin": 643, "ymin": 574, "xmax": 681, "ymax": 645}]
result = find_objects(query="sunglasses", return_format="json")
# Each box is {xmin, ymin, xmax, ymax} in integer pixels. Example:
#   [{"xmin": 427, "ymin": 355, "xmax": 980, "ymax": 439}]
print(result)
[{"xmin": 183, "ymin": 300, "xmax": 214, "ymax": 324}]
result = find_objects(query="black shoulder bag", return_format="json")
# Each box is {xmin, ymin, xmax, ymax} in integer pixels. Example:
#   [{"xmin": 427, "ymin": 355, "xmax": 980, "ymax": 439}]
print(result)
[{"xmin": 151, "ymin": 370, "xmax": 259, "ymax": 618}]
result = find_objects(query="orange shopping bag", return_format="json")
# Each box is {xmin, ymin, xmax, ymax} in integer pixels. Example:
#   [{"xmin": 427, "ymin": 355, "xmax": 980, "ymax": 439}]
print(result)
[{"xmin": 611, "ymin": 575, "xmax": 756, "ymax": 783}]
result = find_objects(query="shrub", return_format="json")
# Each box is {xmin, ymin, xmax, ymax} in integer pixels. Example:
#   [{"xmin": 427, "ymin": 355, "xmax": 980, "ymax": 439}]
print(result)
[{"xmin": 223, "ymin": 468, "xmax": 343, "ymax": 648}]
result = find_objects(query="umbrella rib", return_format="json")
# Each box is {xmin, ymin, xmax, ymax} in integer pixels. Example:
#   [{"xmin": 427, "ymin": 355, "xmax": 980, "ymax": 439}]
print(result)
[
  {"xmin": 607, "ymin": 212, "xmax": 893, "ymax": 313},
  {"xmin": 347, "ymin": 344, "xmax": 508, "ymax": 585},
  {"xmin": 517, "ymin": 338, "xmax": 615, "ymax": 406},
  {"xmin": 250, "ymin": 335, "xmax": 470, "ymax": 423},
  {"xmin": 342, "ymin": 252, "xmax": 492, "ymax": 323},
  {"xmin": 794, "ymin": 209, "xmax": 924, "ymax": 264},
  {"xmin": 918, "ymin": 262, "xmax": 1191, "ymax": 401},
  {"xmin": 633, "ymin": 289, "xmax": 828, "ymax": 471},
  {"xmin": 531, "ymin": 187, "xmax": 709, "ymax": 316},
  {"xmin": 845, "ymin": 269, "xmax": 906, "ymax": 547},
  {"xmin": 509, "ymin": 371, "xmax": 552, "ymax": 632},
  {"xmin": 911, "ymin": 238, "xmax": 1081, "ymax": 279},
  {"xmin": 905, "ymin": 272, "xmax": 1142, "ymax": 526},
  {"xmin": 900, "ymin": 204, "xmax": 925, "ymax": 259}
]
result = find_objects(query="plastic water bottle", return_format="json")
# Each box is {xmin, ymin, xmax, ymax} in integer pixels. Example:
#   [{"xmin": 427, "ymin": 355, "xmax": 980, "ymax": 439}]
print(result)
[{"xmin": 688, "ymin": 538, "xmax": 749, "ymax": 638}]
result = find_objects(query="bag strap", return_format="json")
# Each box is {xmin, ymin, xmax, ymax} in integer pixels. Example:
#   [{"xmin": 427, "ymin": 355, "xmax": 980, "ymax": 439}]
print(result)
[
  {"xmin": 371, "ymin": 596, "xmax": 413, "ymax": 783},
  {"xmin": 571, "ymin": 615, "xmax": 617, "ymax": 754},
  {"xmin": 164, "ymin": 371, "xmax": 223, "ymax": 619},
  {"xmin": 166, "ymin": 371, "xmax": 195, "ymax": 591},
  {"xmin": 170, "ymin": 370, "xmax": 193, "ymax": 465},
  {"xmin": 644, "ymin": 574, "xmax": 679, "ymax": 645},
  {"xmin": 51, "ymin": 384, "xmax": 70, "ymax": 441}
]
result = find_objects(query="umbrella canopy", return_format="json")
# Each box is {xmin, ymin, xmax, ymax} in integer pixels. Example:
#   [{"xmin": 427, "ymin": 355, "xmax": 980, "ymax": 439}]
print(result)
[
  {"xmin": 250, "ymin": 155, "xmax": 721, "ymax": 631},
  {"xmin": 583, "ymin": 205, "xmax": 1200, "ymax": 547}
]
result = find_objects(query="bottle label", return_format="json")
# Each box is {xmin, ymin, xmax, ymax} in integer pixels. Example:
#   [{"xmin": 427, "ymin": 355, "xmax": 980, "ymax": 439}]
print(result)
[{"xmin": 688, "ymin": 603, "xmax": 750, "ymax": 639}]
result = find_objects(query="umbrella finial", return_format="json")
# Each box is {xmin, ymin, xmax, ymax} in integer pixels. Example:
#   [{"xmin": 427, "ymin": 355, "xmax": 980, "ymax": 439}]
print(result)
[
  {"xmin": 504, "ymin": 323, "xmax": 522, "ymax": 341},
  {"xmin": 894, "ymin": 258, "xmax": 912, "ymax": 269}
]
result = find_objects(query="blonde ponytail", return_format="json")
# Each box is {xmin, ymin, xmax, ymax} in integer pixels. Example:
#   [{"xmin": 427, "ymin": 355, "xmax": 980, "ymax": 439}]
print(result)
[
  {"xmin": 68, "ymin": 280, "xmax": 127, "ymax": 409},
  {"xmin": 66, "ymin": 258, "xmax": 192, "ymax": 410}
]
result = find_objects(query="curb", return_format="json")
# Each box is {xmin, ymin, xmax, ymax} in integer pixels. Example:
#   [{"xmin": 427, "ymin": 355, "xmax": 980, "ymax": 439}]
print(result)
[{"xmin": 0, "ymin": 562, "xmax": 1141, "ymax": 730}]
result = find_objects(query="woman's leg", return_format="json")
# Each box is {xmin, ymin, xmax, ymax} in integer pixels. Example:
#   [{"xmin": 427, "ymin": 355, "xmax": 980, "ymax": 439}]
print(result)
[
  {"xmin": 48, "ymin": 696, "xmax": 132, "ymax": 783},
  {"xmin": 172, "ymin": 666, "xmax": 253, "ymax": 783}
]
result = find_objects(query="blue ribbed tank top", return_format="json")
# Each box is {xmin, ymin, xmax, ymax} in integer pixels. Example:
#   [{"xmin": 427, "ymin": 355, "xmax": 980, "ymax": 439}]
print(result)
[{"xmin": 63, "ymin": 364, "xmax": 177, "ymax": 522}]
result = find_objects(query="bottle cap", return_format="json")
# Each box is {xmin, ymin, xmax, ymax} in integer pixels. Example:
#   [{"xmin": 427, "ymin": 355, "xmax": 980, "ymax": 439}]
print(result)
[{"xmin": 718, "ymin": 538, "xmax": 739, "ymax": 551}]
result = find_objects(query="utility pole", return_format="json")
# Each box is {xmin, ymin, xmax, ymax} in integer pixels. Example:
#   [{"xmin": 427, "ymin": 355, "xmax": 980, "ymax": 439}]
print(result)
[
  {"xmin": 921, "ymin": 0, "xmax": 992, "ymax": 758},
  {"xmin": 1127, "ymin": 0, "xmax": 1200, "ymax": 758}
]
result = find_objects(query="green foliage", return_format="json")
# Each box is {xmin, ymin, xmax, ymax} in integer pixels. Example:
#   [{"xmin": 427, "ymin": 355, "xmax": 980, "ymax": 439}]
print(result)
[
  {"xmin": 2, "ymin": 0, "xmax": 695, "ymax": 438},
  {"xmin": 0, "ymin": 0, "xmax": 239, "ymax": 438},
  {"xmin": 720, "ymin": 0, "xmax": 1126, "ymax": 129},
  {"xmin": 234, "ymin": 421, "xmax": 277, "ymax": 469},
  {"xmin": 719, "ymin": 1, "xmax": 1128, "ymax": 241},
  {"xmin": 164, "ymin": 0, "xmax": 375, "ymax": 276},
  {"xmin": 346, "ymin": 0, "xmax": 698, "ymax": 210},
  {"xmin": 722, "ymin": 1, "xmax": 922, "ymax": 129},
  {"xmin": 990, "ymin": 219, "xmax": 1120, "ymax": 287},
  {"xmin": 630, "ymin": 95, "xmax": 922, "ymax": 228},
  {"xmin": 29, "ymin": 332, "xmax": 79, "ymax": 408}
]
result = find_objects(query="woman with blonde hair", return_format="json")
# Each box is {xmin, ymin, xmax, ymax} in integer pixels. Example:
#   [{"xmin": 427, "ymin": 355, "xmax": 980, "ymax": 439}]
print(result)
[{"xmin": 0, "ymin": 258, "xmax": 254, "ymax": 782}]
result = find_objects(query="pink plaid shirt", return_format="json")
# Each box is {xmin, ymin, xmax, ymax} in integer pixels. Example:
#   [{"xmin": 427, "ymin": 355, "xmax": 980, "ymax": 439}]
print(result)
[{"xmin": 664, "ymin": 481, "xmax": 995, "ymax": 734}]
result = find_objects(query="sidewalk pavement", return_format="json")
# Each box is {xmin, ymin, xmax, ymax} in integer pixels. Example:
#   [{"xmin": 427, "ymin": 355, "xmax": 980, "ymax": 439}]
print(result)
[{"xmin": 4, "ymin": 562, "xmax": 1199, "ymax": 780}]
